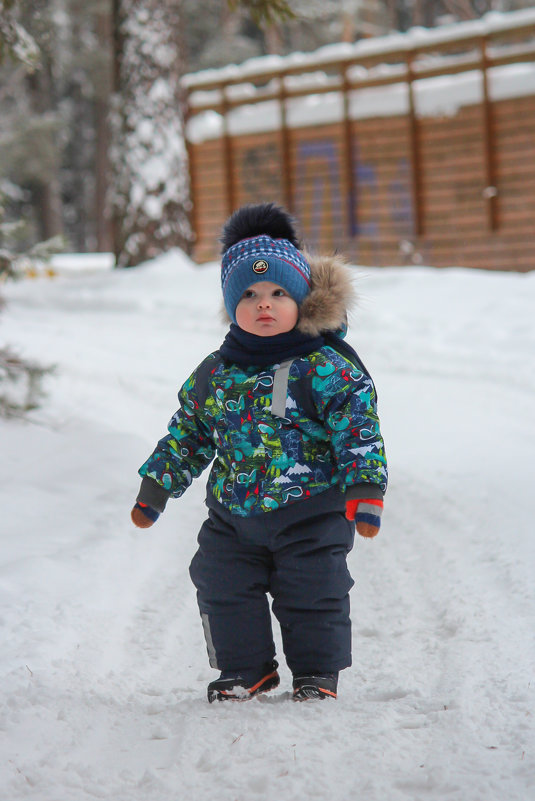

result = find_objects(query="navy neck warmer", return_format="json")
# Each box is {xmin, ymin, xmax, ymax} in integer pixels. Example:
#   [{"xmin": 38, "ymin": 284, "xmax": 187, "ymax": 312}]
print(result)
[{"xmin": 220, "ymin": 323, "xmax": 324, "ymax": 368}]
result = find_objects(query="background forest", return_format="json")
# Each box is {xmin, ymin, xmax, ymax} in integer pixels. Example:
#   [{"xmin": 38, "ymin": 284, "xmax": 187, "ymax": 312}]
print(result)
[{"xmin": 0, "ymin": 0, "xmax": 532, "ymax": 270}]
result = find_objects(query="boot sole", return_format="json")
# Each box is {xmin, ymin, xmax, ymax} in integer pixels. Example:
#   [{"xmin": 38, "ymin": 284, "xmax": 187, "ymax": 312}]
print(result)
[
  {"xmin": 207, "ymin": 671, "xmax": 280, "ymax": 702},
  {"xmin": 292, "ymin": 685, "xmax": 337, "ymax": 701}
]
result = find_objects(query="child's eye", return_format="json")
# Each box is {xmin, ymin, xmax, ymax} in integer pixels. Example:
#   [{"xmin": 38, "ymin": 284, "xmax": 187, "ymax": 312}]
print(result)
[
  {"xmin": 273, "ymin": 289, "xmax": 285, "ymax": 297},
  {"xmin": 242, "ymin": 290, "xmax": 255, "ymax": 299}
]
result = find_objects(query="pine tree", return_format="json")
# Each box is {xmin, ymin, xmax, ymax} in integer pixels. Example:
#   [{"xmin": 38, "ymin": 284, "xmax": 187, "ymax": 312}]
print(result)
[
  {"xmin": 0, "ymin": 0, "xmax": 54, "ymax": 417},
  {"xmin": 0, "ymin": 0, "xmax": 66, "ymax": 246}
]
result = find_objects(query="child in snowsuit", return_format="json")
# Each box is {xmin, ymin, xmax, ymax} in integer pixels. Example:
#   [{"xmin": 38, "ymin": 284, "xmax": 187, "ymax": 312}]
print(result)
[{"xmin": 131, "ymin": 203, "xmax": 387, "ymax": 702}]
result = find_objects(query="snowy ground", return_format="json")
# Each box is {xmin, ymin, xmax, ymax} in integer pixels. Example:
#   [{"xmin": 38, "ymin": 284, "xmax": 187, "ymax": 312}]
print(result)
[{"xmin": 1, "ymin": 251, "xmax": 534, "ymax": 801}]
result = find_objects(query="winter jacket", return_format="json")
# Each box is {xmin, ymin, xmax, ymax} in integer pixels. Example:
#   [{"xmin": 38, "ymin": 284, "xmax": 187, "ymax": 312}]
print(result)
[{"xmin": 137, "ymin": 254, "xmax": 387, "ymax": 518}]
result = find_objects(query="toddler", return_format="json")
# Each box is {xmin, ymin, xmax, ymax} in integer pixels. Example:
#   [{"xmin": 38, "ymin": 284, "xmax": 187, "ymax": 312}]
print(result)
[{"xmin": 131, "ymin": 203, "xmax": 387, "ymax": 702}]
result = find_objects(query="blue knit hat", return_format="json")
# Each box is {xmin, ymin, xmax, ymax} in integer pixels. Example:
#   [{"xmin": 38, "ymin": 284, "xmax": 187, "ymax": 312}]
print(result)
[
  {"xmin": 220, "ymin": 203, "xmax": 311, "ymax": 324},
  {"xmin": 221, "ymin": 235, "xmax": 311, "ymax": 323}
]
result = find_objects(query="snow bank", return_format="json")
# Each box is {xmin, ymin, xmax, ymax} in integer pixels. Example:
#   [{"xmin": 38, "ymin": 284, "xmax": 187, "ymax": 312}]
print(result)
[{"xmin": 50, "ymin": 253, "xmax": 116, "ymax": 273}]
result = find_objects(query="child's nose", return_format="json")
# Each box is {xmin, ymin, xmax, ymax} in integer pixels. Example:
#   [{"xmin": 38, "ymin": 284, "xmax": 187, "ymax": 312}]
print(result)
[{"xmin": 258, "ymin": 296, "xmax": 271, "ymax": 308}]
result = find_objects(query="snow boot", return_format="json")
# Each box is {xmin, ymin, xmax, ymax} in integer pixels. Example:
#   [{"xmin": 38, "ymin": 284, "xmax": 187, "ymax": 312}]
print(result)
[
  {"xmin": 292, "ymin": 672, "xmax": 338, "ymax": 701},
  {"xmin": 207, "ymin": 660, "xmax": 279, "ymax": 702}
]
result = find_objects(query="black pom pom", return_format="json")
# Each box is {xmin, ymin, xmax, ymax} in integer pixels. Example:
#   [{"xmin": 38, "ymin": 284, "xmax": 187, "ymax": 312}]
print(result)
[{"xmin": 220, "ymin": 202, "xmax": 300, "ymax": 253}]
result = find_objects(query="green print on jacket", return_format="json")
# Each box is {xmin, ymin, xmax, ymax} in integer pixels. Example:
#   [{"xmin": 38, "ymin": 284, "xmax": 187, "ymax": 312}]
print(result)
[{"xmin": 139, "ymin": 347, "xmax": 387, "ymax": 517}]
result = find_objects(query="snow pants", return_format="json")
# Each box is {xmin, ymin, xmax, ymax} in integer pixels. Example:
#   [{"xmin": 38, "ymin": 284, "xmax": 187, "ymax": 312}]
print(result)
[{"xmin": 189, "ymin": 491, "xmax": 355, "ymax": 674}]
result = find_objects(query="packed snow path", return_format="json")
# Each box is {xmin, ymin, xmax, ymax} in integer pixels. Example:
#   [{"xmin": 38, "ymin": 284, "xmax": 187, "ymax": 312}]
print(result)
[{"xmin": 1, "ymin": 253, "xmax": 534, "ymax": 800}]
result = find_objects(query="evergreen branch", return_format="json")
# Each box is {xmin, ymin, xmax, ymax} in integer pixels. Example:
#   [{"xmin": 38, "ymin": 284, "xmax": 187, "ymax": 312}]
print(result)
[
  {"xmin": 0, "ymin": 4, "xmax": 40, "ymax": 71},
  {"xmin": 0, "ymin": 346, "xmax": 54, "ymax": 418},
  {"xmin": 28, "ymin": 234, "xmax": 67, "ymax": 261}
]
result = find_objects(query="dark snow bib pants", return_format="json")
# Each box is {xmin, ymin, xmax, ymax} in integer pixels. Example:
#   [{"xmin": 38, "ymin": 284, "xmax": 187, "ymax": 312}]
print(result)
[{"xmin": 189, "ymin": 490, "xmax": 355, "ymax": 674}]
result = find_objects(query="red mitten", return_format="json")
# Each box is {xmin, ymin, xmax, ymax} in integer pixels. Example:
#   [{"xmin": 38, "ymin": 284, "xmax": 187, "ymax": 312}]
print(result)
[
  {"xmin": 131, "ymin": 502, "xmax": 160, "ymax": 528},
  {"xmin": 345, "ymin": 498, "xmax": 383, "ymax": 538}
]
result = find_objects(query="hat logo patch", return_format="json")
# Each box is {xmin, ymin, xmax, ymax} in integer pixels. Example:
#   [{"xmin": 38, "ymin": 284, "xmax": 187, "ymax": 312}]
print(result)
[{"xmin": 252, "ymin": 259, "xmax": 269, "ymax": 274}]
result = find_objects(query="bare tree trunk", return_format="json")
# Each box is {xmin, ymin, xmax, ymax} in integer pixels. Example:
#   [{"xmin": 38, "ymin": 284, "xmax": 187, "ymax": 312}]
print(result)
[
  {"xmin": 30, "ymin": 180, "xmax": 63, "ymax": 241},
  {"xmin": 95, "ymin": 7, "xmax": 113, "ymax": 252},
  {"xmin": 41, "ymin": 181, "xmax": 64, "ymax": 240},
  {"xmin": 442, "ymin": 0, "xmax": 486, "ymax": 20},
  {"xmin": 384, "ymin": 0, "xmax": 402, "ymax": 31},
  {"xmin": 26, "ymin": 63, "xmax": 64, "ymax": 240},
  {"xmin": 412, "ymin": 0, "xmax": 425, "ymax": 26},
  {"xmin": 341, "ymin": 11, "xmax": 356, "ymax": 43},
  {"xmin": 265, "ymin": 24, "xmax": 283, "ymax": 53}
]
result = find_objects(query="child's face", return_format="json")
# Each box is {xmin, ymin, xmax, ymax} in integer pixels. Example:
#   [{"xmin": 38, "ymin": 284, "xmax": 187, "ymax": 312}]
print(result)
[{"xmin": 235, "ymin": 281, "xmax": 299, "ymax": 336}]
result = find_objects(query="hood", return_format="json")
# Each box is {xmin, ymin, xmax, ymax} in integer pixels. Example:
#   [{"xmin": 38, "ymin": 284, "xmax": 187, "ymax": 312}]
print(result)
[
  {"xmin": 297, "ymin": 252, "xmax": 356, "ymax": 337},
  {"xmin": 220, "ymin": 252, "xmax": 356, "ymax": 337}
]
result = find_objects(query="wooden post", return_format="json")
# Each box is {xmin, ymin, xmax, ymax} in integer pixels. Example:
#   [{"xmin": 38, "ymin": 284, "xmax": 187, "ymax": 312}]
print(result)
[
  {"xmin": 406, "ymin": 51, "xmax": 424, "ymax": 238},
  {"xmin": 341, "ymin": 63, "xmax": 357, "ymax": 237},
  {"xmin": 279, "ymin": 73, "xmax": 294, "ymax": 212},
  {"xmin": 480, "ymin": 37, "xmax": 499, "ymax": 232}
]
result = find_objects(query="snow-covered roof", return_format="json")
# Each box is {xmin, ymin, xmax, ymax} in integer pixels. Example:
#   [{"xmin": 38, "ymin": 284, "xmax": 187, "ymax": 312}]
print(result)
[
  {"xmin": 182, "ymin": 7, "xmax": 535, "ymax": 90},
  {"xmin": 184, "ymin": 61, "xmax": 535, "ymax": 143},
  {"xmin": 183, "ymin": 9, "xmax": 535, "ymax": 145}
]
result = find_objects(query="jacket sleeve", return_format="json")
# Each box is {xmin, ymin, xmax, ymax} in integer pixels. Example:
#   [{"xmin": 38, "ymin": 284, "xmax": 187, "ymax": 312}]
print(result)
[
  {"xmin": 137, "ymin": 366, "xmax": 216, "ymax": 505},
  {"xmin": 321, "ymin": 363, "xmax": 387, "ymax": 498}
]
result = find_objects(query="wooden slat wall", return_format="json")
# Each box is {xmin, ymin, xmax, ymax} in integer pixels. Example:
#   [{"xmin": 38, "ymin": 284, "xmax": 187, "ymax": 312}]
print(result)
[{"xmin": 189, "ymin": 92, "xmax": 535, "ymax": 270}]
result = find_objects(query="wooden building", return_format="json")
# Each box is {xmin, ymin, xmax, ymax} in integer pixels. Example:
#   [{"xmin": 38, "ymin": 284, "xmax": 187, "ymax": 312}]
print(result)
[{"xmin": 182, "ymin": 10, "xmax": 535, "ymax": 271}]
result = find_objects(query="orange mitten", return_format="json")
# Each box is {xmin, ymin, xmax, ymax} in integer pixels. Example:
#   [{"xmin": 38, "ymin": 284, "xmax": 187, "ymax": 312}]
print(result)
[
  {"xmin": 131, "ymin": 502, "xmax": 159, "ymax": 528},
  {"xmin": 345, "ymin": 498, "xmax": 383, "ymax": 538}
]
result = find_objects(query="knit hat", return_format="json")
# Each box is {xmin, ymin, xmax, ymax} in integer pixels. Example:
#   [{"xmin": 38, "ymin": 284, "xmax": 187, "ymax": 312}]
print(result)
[{"xmin": 220, "ymin": 203, "xmax": 311, "ymax": 323}]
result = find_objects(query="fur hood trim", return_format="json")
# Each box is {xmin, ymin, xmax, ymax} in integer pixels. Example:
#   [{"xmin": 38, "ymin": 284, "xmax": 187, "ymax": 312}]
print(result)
[
  {"xmin": 220, "ymin": 251, "xmax": 356, "ymax": 336},
  {"xmin": 297, "ymin": 252, "xmax": 356, "ymax": 337}
]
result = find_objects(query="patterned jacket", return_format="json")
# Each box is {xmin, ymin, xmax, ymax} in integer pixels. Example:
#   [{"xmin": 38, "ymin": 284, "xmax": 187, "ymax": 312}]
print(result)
[{"xmin": 137, "ymin": 254, "xmax": 387, "ymax": 518}]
